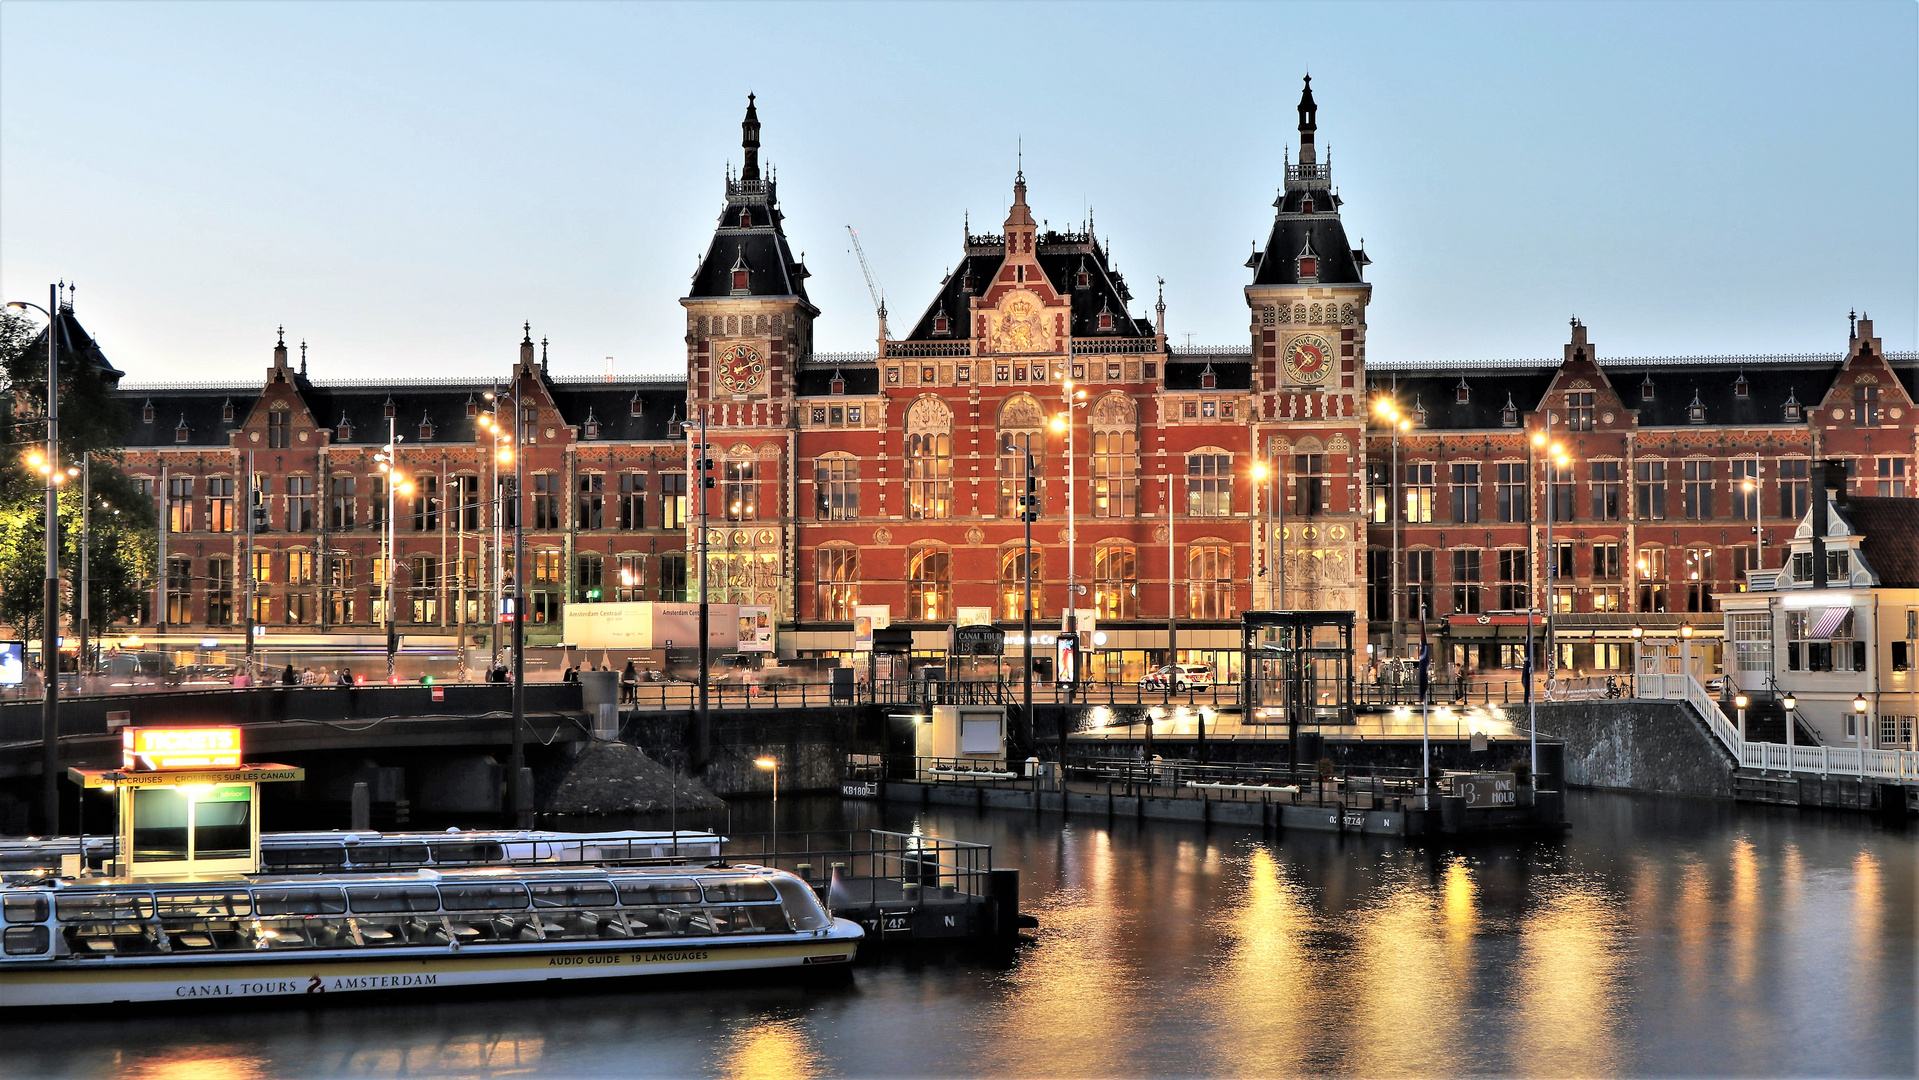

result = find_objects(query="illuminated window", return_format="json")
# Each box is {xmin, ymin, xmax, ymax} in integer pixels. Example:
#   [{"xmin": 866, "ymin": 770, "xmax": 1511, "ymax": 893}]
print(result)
[
  {"xmin": 816, "ymin": 546, "xmax": 859, "ymax": 621},
  {"xmin": 907, "ymin": 545, "xmax": 952, "ymax": 621},
  {"xmin": 999, "ymin": 548, "xmax": 1043, "ymax": 620}
]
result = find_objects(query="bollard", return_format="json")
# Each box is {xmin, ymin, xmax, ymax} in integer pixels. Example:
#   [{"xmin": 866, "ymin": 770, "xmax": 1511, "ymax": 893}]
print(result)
[
  {"xmin": 350, "ymin": 782, "xmax": 371, "ymax": 832},
  {"xmin": 987, "ymin": 867, "xmax": 1022, "ymax": 944}
]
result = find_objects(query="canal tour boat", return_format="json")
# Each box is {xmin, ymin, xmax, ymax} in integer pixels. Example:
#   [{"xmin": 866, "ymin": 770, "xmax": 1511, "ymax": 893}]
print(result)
[{"xmin": 0, "ymin": 862, "xmax": 861, "ymax": 1008}]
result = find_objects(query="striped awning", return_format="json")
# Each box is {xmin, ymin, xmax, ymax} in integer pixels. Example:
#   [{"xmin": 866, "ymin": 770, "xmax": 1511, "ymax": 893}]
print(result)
[{"xmin": 1810, "ymin": 606, "xmax": 1851, "ymax": 638}]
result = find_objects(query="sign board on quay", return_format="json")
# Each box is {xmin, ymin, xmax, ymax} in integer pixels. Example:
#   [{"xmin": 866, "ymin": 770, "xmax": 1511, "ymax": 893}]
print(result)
[{"xmin": 123, "ymin": 726, "xmax": 243, "ymax": 771}]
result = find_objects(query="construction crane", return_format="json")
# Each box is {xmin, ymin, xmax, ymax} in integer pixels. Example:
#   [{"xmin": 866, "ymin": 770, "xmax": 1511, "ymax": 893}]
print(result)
[{"xmin": 845, "ymin": 225, "xmax": 889, "ymax": 342}]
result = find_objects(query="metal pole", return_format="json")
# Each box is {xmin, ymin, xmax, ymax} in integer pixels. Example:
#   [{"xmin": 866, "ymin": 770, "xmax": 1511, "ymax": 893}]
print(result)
[
  {"xmin": 696, "ymin": 406, "xmax": 710, "ymax": 772},
  {"xmin": 1545, "ymin": 418, "xmax": 1556, "ymax": 698},
  {"xmin": 1166, "ymin": 466, "xmax": 1176, "ymax": 703},
  {"xmin": 41, "ymin": 284, "xmax": 60, "ymax": 835},
  {"xmin": 245, "ymin": 449, "xmax": 256, "ymax": 680},
  {"xmin": 1527, "ymin": 431, "xmax": 1538, "ymax": 779},
  {"xmin": 79, "ymin": 456, "xmax": 90, "ymax": 682},
  {"xmin": 1022, "ymin": 439, "xmax": 1034, "ymax": 764},
  {"xmin": 511, "ymin": 389, "xmax": 528, "ymax": 824},
  {"xmin": 1271, "ymin": 451, "xmax": 1281, "ymax": 611},
  {"xmin": 385, "ymin": 417, "xmax": 398, "ymax": 683},
  {"xmin": 1390, "ymin": 413, "xmax": 1401, "ymax": 661}
]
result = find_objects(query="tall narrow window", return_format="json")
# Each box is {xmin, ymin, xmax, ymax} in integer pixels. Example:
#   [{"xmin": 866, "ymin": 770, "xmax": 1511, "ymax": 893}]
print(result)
[
  {"xmin": 407, "ymin": 475, "xmax": 435, "ymax": 533},
  {"xmin": 1684, "ymin": 547, "xmax": 1714, "ymax": 612},
  {"xmin": 1451, "ymin": 549, "xmax": 1482, "ymax": 615},
  {"xmin": 1093, "ymin": 544, "xmax": 1137, "ymax": 619},
  {"xmin": 205, "ymin": 477, "xmax": 234, "ymax": 533},
  {"xmin": 1731, "ymin": 459, "xmax": 1760, "ymax": 517},
  {"xmin": 1549, "ymin": 462, "xmax": 1575, "ymax": 521},
  {"xmin": 814, "ymin": 456, "xmax": 859, "ymax": 520},
  {"xmin": 1636, "ymin": 547, "xmax": 1668, "ymax": 613},
  {"xmin": 659, "ymin": 473, "xmax": 687, "ymax": 530},
  {"xmin": 657, "ymin": 552, "xmax": 687, "ymax": 602},
  {"xmin": 723, "ymin": 460, "xmax": 757, "ymax": 521},
  {"xmin": 816, "ymin": 547, "xmax": 859, "ymax": 621},
  {"xmin": 1497, "ymin": 550, "xmax": 1528, "ymax": 610},
  {"xmin": 1089, "ymin": 394, "xmax": 1137, "ymax": 518},
  {"xmin": 618, "ymin": 474, "xmax": 647, "ymax": 530},
  {"xmin": 326, "ymin": 555, "xmax": 355, "ymax": 625},
  {"xmin": 1448, "ymin": 463, "xmax": 1479, "ymax": 524},
  {"xmin": 996, "ymin": 395, "xmax": 1044, "ymax": 518},
  {"xmin": 1682, "ymin": 461, "xmax": 1713, "ymax": 520},
  {"xmin": 999, "ymin": 548, "xmax": 1043, "ymax": 620},
  {"xmin": 1566, "ymin": 392, "xmax": 1595, "ymax": 431},
  {"xmin": 1187, "ymin": 452, "xmax": 1233, "ymax": 517},
  {"xmin": 576, "ymin": 553, "xmax": 604, "ymax": 601},
  {"xmin": 1368, "ymin": 461, "xmax": 1392, "ymax": 524},
  {"xmin": 1366, "ymin": 549, "xmax": 1391, "ymax": 621},
  {"xmin": 1188, "ymin": 543, "xmax": 1234, "ymax": 620},
  {"xmin": 329, "ymin": 476, "xmax": 357, "ymax": 530},
  {"xmin": 1496, "ymin": 463, "xmax": 1527, "ymax": 523},
  {"xmin": 576, "ymin": 473, "xmax": 604, "ymax": 529},
  {"xmin": 1294, "ymin": 454, "xmax": 1327, "ymax": 517},
  {"xmin": 1853, "ymin": 384, "xmax": 1880, "ymax": 426},
  {"xmin": 411, "ymin": 555, "xmax": 440, "ymax": 623},
  {"xmin": 1590, "ymin": 460, "xmax": 1621, "ymax": 520},
  {"xmin": 614, "ymin": 555, "xmax": 645, "ymax": 602},
  {"xmin": 165, "ymin": 556, "xmax": 193, "ymax": 624},
  {"xmin": 206, "ymin": 557, "xmax": 234, "ymax": 625},
  {"xmin": 1403, "ymin": 463, "xmax": 1434, "ymax": 523},
  {"xmin": 533, "ymin": 474, "xmax": 561, "ymax": 530},
  {"xmin": 907, "ymin": 545, "xmax": 952, "ymax": 621},
  {"xmin": 1777, "ymin": 459, "xmax": 1809, "ymax": 519},
  {"xmin": 1405, "ymin": 550, "xmax": 1435, "ymax": 621},
  {"xmin": 1635, "ymin": 460, "xmax": 1667, "ymax": 520},
  {"xmin": 455, "ymin": 474, "xmax": 480, "ymax": 531},
  {"xmin": 168, "ymin": 477, "xmax": 195, "ymax": 533},
  {"xmin": 286, "ymin": 476, "xmax": 315, "ymax": 532},
  {"xmin": 267, "ymin": 408, "xmax": 290, "ymax": 448},
  {"xmin": 905, "ymin": 398, "xmax": 954, "ymax": 521}
]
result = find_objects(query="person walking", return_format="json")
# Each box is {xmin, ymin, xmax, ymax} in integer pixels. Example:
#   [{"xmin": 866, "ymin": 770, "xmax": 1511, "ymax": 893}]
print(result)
[{"xmin": 621, "ymin": 659, "xmax": 638, "ymax": 705}]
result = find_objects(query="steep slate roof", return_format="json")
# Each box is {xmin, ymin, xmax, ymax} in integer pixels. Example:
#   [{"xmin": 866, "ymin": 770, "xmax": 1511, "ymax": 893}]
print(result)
[
  {"xmin": 124, "ymin": 388, "xmax": 247, "ymax": 448},
  {"xmin": 1247, "ymin": 75, "xmax": 1369, "ymax": 289},
  {"xmin": 795, "ymin": 367, "xmax": 880, "ymax": 396},
  {"xmin": 1166, "ymin": 360, "xmax": 1251, "ymax": 391},
  {"xmin": 684, "ymin": 97, "xmax": 813, "ymax": 306},
  {"xmin": 1844, "ymin": 496, "xmax": 1919, "ymax": 588},
  {"xmin": 22, "ymin": 299, "xmax": 126, "ymax": 382},
  {"xmin": 901, "ymin": 225, "xmax": 1151, "ymax": 341}
]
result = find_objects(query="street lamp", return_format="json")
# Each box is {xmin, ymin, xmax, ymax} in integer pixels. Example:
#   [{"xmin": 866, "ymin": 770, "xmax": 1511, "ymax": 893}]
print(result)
[
  {"xmin": 483, "ymin": 386, "xmax": 529, "ymax": 824},
  {"xmin": 1630, "ymin": 625, "xmax": 1644, "ymax": 697},
  {"xmin": 1373, "ymin": 396, "xmax": 1408, "ymax": 660},
  {"xmin": 754, "ymin": 755, "xmax": 779, "ymax": 851},
  {"xmin": 1741, "ymin": 464, "xmax": 1765, "ymax": 576},
  {"xmin": 5, "ymin": 287, "xmax": 61, "ymax": 834},
  {"xmin": 372, "ymin": 423, "xmax": 413, "ymax": 684},
  {"xmin": 1782, "ymin": 689, "xmax": 1798, "ymax": 758},
  {"xmin": 1734, "ymin": 691, "xmax": 1750, "ymax": 742},
  {"xmin": 1052, "ymin": 381, "xmax": 1088, "ymax": 708},
  {"xmin": 1853, "ymin": 692, "xmax": 1869, "ymax": 746}
]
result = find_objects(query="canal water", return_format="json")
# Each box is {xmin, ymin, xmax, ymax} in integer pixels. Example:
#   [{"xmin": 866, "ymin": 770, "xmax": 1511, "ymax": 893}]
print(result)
[{"xmin": 1, "ymin": 791, "xmax": 1911, "ymax": 1078}]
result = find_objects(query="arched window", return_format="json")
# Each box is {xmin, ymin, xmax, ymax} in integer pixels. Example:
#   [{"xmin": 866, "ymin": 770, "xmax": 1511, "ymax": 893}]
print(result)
[
  {"xmin": 905, "ymin": 397, "xmax": 953, "ymax": 520},
  {"xmin": 999, "ymin": 547, "xmax": 1043, "ymax": 620},
  {"xmin": 1090, "ymin": 393, "xmax": 1137, "ymax": 518},
  {"xmin": 1186, "ymin": 450, "xmax": 1232, "ymax": 517},
  {"xmin": 814, "ymin": 454, "xmax": 859, "ymax": 521},
  {"xmin": 1093, "ymin": 543, "xmax": 1137, "ymax": 619},
  {"xmin": 907, "ymin": 544, "xmax": 952, "ymax": 621},
  {"xmin": 816, "ymin": 545, "xmax": 859, "ymax": 621},
  {"xmin": 1187, "ymin": 543, "xmax": 1234, "ymax": 620},
  {"xmin": 996, "ymin": 394, "xmax": 1044, "ymax": 517}
]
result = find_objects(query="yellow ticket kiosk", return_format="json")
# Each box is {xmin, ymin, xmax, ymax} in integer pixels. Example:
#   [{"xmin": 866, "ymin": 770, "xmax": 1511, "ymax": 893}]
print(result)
[{"xmin": 66, "ymin": 726, "xmax": 302, "ymax": 878}]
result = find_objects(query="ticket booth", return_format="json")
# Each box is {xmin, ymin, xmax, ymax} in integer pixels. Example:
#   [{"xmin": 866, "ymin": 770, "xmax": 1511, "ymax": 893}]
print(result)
[{"xmin": 66, "ymin": 726, "xmax": 303, "ymax": 879}]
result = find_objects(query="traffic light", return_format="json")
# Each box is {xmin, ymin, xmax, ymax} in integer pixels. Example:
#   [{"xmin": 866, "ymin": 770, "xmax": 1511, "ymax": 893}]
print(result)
[
  {"xmin": 1019, "ymin": 475, "xmax": 1041, "ymax": 522},
  {"xmin": 250, "ymin": 487, "xmax": 269, "ymax": 530},
  {"xmin": 420, "ymin": 674, "xmax": 434, "ymax": 686},
  {"xmin": 586, "ymin": 587, "xmax": 601, "ymax": 601}
]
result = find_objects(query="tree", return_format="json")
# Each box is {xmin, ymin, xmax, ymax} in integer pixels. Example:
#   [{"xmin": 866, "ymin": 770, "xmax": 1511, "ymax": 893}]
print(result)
[{"xmin": 0, "ymin": 307, "xmax": 156, "ymax": 646}]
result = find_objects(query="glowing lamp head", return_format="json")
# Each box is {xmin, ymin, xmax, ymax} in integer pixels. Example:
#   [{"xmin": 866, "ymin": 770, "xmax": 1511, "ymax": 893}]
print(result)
[
  {"xmin": 1734, "ymin": 693, "xmax": 1749, "ymax": 710},
  {"xmin": 1853, "ymin": 693, "xmax": 1868, "ymax": 714},
  {"xmin": 753, "ymin": 757, "xmax": 777, "ymax": 770},
  {"xmin": 25, "ymin": 451, "xmax": 43, "ymax": 469},
  {"xmin": 1782, "ymin": 692, "xmax": 1796, "ymax": 711},
  {"xmin": 1531, "ymin": 432, "xmax": 1546, "ymax": 448},
  {"xmin": 1050, "ymin": 415, "xmax": 1066, "ymax": 433},
  {"xmin": 1630, "ymin": 626, "xmax": 1644, "ymax": 640},
  {"xmin": 1252, "ymin": 462, "xmax": 1269, "ymax": 481},
  {"xmin": 1680, "ymin": 624, "xmax": 1695, "ymax": 639}
]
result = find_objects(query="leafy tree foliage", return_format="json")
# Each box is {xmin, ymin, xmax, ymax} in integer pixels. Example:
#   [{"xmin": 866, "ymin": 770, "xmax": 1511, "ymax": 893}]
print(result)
[{"xmin": 0, "ymin": 308, "xmax": 156, "ymax": 643}]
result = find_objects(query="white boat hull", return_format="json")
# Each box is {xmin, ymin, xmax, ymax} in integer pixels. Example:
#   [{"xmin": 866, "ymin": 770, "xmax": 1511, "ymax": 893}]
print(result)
[{"xmin": 0, "ymin": 922, "xmax": 862, "ymax": 1008}]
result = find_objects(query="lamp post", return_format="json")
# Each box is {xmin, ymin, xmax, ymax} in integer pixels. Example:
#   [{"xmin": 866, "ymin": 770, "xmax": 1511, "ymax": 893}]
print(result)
[
  {"xmin": 1015, "ymin": 434, "xmax": 1039, "ymax": 761},
  {"xmin": 483, "ymin": 387, "xmax": 528, "ymax": 823},
  {"xmin": 1052, "ymin": 383, "xmax": 1087, "ymax": 709},
  {"xmin": 1251, "ymin": 460, "xmax": 1270, "ymax": 610},
  {"xmin": 1782, "ymin": 690, "xmax": 1797, "ymax": 758},
  {"xmin": 6, "ymin": 288, "xmax": 61, "ymax": 834},
  {"xmin": 1531, "ymin": 421, "xmax": 1571, "ymax": 697},
  {"xmin": 754, "ymin": 755, "xmax": 779, "ymax": 852},
  {"xmin": 1741, "ymin": 458, "xmax": 1764, "ymax": 572},
  {"xmin": 373, "ymin": 421, "xmax": 414, "ymax": 684},
  {"xmin": 1853, "ymin": 692, "xmax": 1869, "ymax": 748},
  {"xmin": 475, "ymin": 407, "xmax": 515, "ymax": 675},
  {"xmin": 1630, "ymin": 624, "xmax": 1644, "ymax": 697},
  {"xmin": 1734, "ymin": 691, "xmax": 1749, "ymax": 743},
  {"xmin": 1372, "ymin": 397, "xmax": 1409, "ymax": 660}
]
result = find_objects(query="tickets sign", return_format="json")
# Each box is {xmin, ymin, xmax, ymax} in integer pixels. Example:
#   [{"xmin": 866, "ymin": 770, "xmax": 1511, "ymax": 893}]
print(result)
[{"xmin": 124, "ymin": 726, "xmax": 243, "ymax": 771}]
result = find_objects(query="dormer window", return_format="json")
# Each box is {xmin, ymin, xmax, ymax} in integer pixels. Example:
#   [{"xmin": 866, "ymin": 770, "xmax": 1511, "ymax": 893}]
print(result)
[
  {"xmin": 465, "ymin": 395, "xmax": 479, "ymax": 418},
  {"xmin": 1500, "ymin": 392, "xmax": 1519, "ymax": 427},
  {"xmin": 629, "ymin": 393, "xmax": 644, "ymax": 417},
  {"xmin": 737, "ymin": 208, "xmax": 751, "ymax": 228},
  {"xmin": 583, "ymin": 409, "xmax": 599, "ymax": 440},
  {"xmin": 384, "ymin": 396, "xmax": 397, "ymax": 419},
  {"xmin": 1455, "ymin": 379, "xmax": 1471, "ymax": 404},
  {"xmin": 1075, "ymin": 259, "xmax": 1090, "ymax": 290},
  {"xmin": 729, "ymin": 246, "xmax": 750, "ymax": 295},
  {"xmin": 1301, "ymin": 197, "xmax": 1315, "ymax": 214},
  {"xmin": 1783, "ymin": 388, "xmax": 1802, "ymax": 423},
  {"xmin": 830, "ymin": 371, "xmax": 846, "ymax": 395},
  {"xmin": 337, "ymin": 417, "xmax": 352, "ymax": 442},
  {"xmin": 419, "ymin": 416, "xmax": 434, "ymax": 441},
  {"xmin": 142, "ymin": 400, "xmax": 155, "ymax": 424},
  {"xmin": 1733, "ymin": 374, "xmax": 1750, "ymax": 399},
  {"xmin": 931, "ymin": 305, "xmax": 950, "ymax": 336},
  {"xmin": 221, "ymin": 398, "xmax": 236, "ymax": 423},
  {"xmin": 174, "ymin": 417, "xmax": 190, "ymax": 443},
  {"xmin": 1097, "ymin": 299, "xmax": 1115, "ymax": 333},
  {"xmin": 1297, "ymin": 256, "xmax": 1317, "ymax": 279},
  {"xmin": 1200, "ymin": 364, "xmax": 1218, "ymax": 390},
  {"xmin": 667, "ymin": 412, "xmax": 683, "ymax": 439},
  {"xmin": 1640, "ymin": 374, "xmax": 1655, "ymax": 402},
  {"xmin": 1413, "ymin": 400, "xmax": 1428, "ymax": 428},
  {"xmin": 732, "ymin": 268, "xmax": 749, "ymax": 292},
  {"xmin": 1687, "ymin": 390, "xmax": 1707, "ymax": 424}
]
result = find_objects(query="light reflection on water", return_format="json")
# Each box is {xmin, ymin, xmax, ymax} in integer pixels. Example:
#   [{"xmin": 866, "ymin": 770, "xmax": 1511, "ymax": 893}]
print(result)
[{"xmin": 0, "ymin": 791, "xmax": 1910, "ymax": 1079}]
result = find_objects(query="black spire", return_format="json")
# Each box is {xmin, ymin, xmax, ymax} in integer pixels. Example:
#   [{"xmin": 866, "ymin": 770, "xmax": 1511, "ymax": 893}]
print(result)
[
  {"xmin": 741, "ymin": 93, "xmax": 762, "ymax": 182},
  {"xmin": 1297, "ymin": 74, "xmax": 1319, "ymax": 164}
]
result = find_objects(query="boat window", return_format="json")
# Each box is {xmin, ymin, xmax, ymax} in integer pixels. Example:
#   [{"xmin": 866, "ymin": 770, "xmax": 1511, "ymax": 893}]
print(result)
[
  {"xmin": 154, "ymin": 893, "xmax": 251, "ymax": 919},
  {"xmin": 439, "ymin": 884, "xmax": 530, "ymax": 911},
  {"xmin": 771, "ymin": 877, "xmax": 833, "ymax": 932},
  {"xmin": 256, "ymin": 917, "xmax": 350, "ymax": 950},
  {"xmin": 529, "ymin": 882, "xmax": 617, "ymax": 909},
  {"xmin": 253, "ymin": 888, "xmax": 347, "ymax": 916},
  {"xmin": 192, "ymin": 786, "xmax": 252, "ymax": 860},
  {"xmin": 54, "ymin": 893, "xmax": 153, "ymax": 923},
  {"xmin": 349, "ymin": 844, "xmax": 431, "ymax": 866},
  {"xmin": 699, "ymin": 905, "xmax": 787, "ymax": 934},
  {"xmin": 346, "ymin": 886, "xmax": 441, "ymax": 914},
  {"xmin": 430, "ymin": 842, "xmax": 505, "ymax": 864},
  {"xmin": 614, "ymin": 878, "xmax": 702, "ymax": 907},
  {"xmin": 262, "ymin": 846, "xmax": 347, "ymax": 871},
  {"xmin": 2, "ymin": 894, "xmax": 47, "ymax": 924},
  {"xmin": 131, "ymin": 788, "xmax": 189, "ymax": 862},
  {"xmin": 3, "ymin": 926, "xmax": 49, "ymax": 955},
  {"xmin": 701, "ymin": 878, "xmax": 778, "ymax": 904}
]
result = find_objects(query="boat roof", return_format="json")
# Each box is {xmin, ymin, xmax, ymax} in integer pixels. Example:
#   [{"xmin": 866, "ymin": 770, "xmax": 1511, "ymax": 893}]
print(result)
[{"xmin": 6, "ymin": 861, "xmax": 783, "ymax": 894}]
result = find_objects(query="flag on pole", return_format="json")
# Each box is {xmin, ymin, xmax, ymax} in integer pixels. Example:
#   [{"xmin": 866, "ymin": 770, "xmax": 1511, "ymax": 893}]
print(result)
[{"xmin": 1415, "ymin": 604, "xmax": 1431, "ymax": 704}]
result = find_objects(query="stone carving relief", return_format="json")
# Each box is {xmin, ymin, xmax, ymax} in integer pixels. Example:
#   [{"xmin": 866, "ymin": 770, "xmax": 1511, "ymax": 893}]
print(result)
[
  {"xmin": 989, "ymin": 291, "xmax": 1051, "ymax": 354},
  {"xmin": 906, "ymin": 395, "xmax": 953, "ymax": 434}
]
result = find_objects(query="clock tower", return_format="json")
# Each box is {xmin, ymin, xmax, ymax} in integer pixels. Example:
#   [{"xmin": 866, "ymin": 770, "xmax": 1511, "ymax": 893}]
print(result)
[
  {"xmin": 1245, "ymin": 75, "xmax": 1373, "ymax": 628},
  {"xmin": 681, "ymin": 95, "xmax": 818, "ymax": 619}
]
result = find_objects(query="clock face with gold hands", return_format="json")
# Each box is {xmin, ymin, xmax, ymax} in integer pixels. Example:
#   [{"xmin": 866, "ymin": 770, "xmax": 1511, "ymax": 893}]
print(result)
[
  {"xmin": 718, "ymin": 343, "xmax": 764, "ymax": 393},
  {"xmin": 1285, "ymin": 333, "xmax": 1333, "ymax": 385}
]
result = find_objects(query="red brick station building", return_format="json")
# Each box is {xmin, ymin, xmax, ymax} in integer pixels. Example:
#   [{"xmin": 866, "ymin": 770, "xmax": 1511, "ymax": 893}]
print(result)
[{"xmin": 97, "ymin": 85, "xmax": 1915, "ymax": 690}]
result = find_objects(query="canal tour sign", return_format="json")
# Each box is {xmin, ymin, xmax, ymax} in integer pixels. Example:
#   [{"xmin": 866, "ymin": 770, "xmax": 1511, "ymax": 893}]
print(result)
[{"xmin": 123, "ymin": 726, "xmax": 244, "ymax": 770}]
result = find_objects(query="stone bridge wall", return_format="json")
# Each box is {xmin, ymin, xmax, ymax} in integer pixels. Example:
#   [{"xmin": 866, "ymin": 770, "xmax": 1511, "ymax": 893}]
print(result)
[{"xmin": 1533, "ymin": 700, "xmax": 1737, "ymax": 799}]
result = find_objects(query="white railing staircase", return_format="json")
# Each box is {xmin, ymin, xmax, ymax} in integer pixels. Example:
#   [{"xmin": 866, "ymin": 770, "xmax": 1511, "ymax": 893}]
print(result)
[{"xmin": 1638, "ymin": 673, "xmax": 1919, "ymax": 782}]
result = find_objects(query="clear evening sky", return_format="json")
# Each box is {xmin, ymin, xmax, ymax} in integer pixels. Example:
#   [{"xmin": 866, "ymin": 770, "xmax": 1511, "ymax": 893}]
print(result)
[{"xmin": 2, "ymin": 1, "xmax": 1913, "ymax": 384}]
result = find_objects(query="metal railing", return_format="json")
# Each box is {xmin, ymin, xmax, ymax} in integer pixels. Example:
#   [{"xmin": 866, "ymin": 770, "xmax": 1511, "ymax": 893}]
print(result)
[
  {"xmin": 1642, "ymin": 672, "xmax": 1919, "ymax": 781},
  {"xmin": 719, "ymin": 828, "xmax": 993, "ymax": 902}
]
